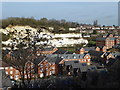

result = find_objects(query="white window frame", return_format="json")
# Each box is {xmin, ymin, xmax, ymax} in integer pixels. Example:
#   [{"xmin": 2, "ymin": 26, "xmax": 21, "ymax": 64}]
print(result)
[{"xmin": 10, "ymin": 71, "xmax": 13, "ymax": 74}]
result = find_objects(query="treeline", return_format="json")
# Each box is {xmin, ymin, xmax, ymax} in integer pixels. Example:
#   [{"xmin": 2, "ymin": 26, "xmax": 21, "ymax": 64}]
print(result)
[{"xmin": 1, "ymin": 17, "xmax": 80, "ymax": 30}]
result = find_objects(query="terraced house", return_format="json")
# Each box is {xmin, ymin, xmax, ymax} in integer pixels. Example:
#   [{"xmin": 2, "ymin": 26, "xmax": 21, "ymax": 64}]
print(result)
[
  {"xmin": 58, "ymin": 54, "xmax": 91, "ymax": 65},
  {"xmin": 76, "ymin": 46, "xmax": 107, "ymax": 54},
  {"xmin": 96, "ymin": 34, "xmax": 120, "ymax": 49},
  {"xmin": 3, "ymin": 51, "xmax": 91, "ymax": 80}
]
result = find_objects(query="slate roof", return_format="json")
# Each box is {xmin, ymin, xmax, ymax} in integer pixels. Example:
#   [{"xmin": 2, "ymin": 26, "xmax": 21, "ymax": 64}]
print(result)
[
  {"xmin": 64, "ymin": 60, "xmax": 97, "ymax": 72},
  {"xmin": 88, "ymin": 50, "xmax": 104, "ymax": 57},
  {"xmin": 0, "ymin": 61, "xmax": 10, "ymax": 67},
  {"xmin": 114, "ymin": 34, "xmax": 120, "ymax": 36},
  {"xmin": 57, "ymin": 54, "xmax": 89, "ymax": 60},
  {"xmin": 46, "ymin": 56, "xmax": 63, "ymax": 64},
  {"xmin": 106, "ymin": 58, "xmax": 116, "ymax": 66},
  {"xmin": 96, "ymin": 37, "xmax": 116, "ymax": 41},
  {"xmin": 1, "ymin": 69, "xmax": 12, "ymax": 88},
  {"xmin": 33, "ymin": 56, "xmax": 46, "ymax": 65},
  {"xmin": 40, "ymin": 46, "xmax": 55, "ymax": 51},
  {"xmin": 111, "ymin": 52, "xmax": 120, "ymax": 57},
  {"xmin": 53, "ymin": 49, "xmax": 73, "ymax": 54},
  {"xmin": 2, "ymin": 49, "xmax": 10, "ymax": 57},
  {"xmin": 64, "ymin": 60, "xmax": 79, "ymax": 66},
  {"xmin": 84, "ymin": 47, "xmax": 96, "ymax": 51},
  {"xmin": 96, "ymin": 37, "xmax": 106, "ymax": 41}
]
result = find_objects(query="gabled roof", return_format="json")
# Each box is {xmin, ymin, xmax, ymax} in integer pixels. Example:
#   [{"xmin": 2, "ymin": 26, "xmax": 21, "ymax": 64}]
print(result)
[
  {"xmin": 96, "ymin": 37, "xmax": 116, "ymax": 41},
  {"xmin": 64, "ymin": 60, "xmax": 79, "ymax": 66},
  {"xmin": 106, "ymin": 58, "xmax": 116, "ymax": 66},
  {"xmin": 64, "ymin": 60, "xmax": 97, "ymax": 72},
  {"xmin": 88, "ymin": 50, "xmax": 104, "ymax": 57},
  {"xmin": 84, "ymin": 47, "xmax": 96, "ymax": 51},
  {"xmin": 58, "ymin": 54, "xmax": 89, "ymax": 59},
  {"xmin": 46, "ymin": 56, "xmax": 63, "ymax": 64},
  {"xmin": 111, "ymin": 52, "xmax": 120, "ymax": 57},
  {"xmin": 53, "ymin": 49, "xmax": 73, "ymax": 54},
  {"xmin": 33, "ymin": 56, "xmax": 46, "ymax": 65},
  {"xmin": 1, "ymin": 69, "xmax": 12, "ymax": 88},
  {"xmin": 96, "ymin": 37, "xmax": 106, "ymax": 41},
  {"xmin": 40, "ymin": 46, "xmax": 55, "ymax": 51}
]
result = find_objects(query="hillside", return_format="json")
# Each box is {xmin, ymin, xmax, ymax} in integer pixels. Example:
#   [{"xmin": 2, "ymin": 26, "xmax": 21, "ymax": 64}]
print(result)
[{"xmin": 1, "ymin": 25, "xmax": 88, "ymax": 49}]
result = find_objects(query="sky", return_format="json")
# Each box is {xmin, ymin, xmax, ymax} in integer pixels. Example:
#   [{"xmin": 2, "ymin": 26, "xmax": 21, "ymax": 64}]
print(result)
[{"xmin": 2, "ymin": 2, "xmax": 118, "ymax": 26}]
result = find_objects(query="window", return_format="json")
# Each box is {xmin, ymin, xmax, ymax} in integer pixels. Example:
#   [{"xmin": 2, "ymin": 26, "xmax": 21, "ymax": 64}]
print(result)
[
  {"xmin": 25, "ymin": 75, "xmax": 27, "ymax": 78},
  {"xmin": 51, "ymin": 71, "xmax": 55, "ymax": 74},
  {"xmin": 85, "ymin": 56, "xmax": 88, "ymax": 58},
  {"xmin": 10, "ymin": 76, "xmax": 13, "ymax": 79},
  {"xmin": 15, "ymin": 70, "xmax": 19, "ymax": 74},
  {"xmin": 6, "ymin": 71, "xmax": 8, "ymax": 74},
  {"xmin": 51, "ymin": 67, "xmax": 55, "ymax": 69},
  {"xmin": 5, "ymin": 67, "xmax": 8, "ymax": 69},
  {"xmin": 46, "ymin": 72, "xmax": 49, "ymax": 76},
  {"xmin": 40, "ymin": 68, "xmax": 43, "ymax": 72},
  {"xmin": 40, "ymin": 64, "xmax": 43, "ymax": 67},
  {"xmin": 46, "ymin": 64, "xmax": 49, "ymax": 67},
  {"xmin": 87, "ymin": 59, "xmax": 90, "ymax": 61},
  {"xmin": 84, "ymin": 60, "xmax": 86, "ymax": 62},
  {"xmin": 10, "ymin": 67, "xmax": 13, "ymax": 69},
  {"xmin": 10, "ymin": 71, "xmax": 13, "ymax": 74},
  {"xmin": 14, "ymin": 75, "xmax": 19, "ymax": 80},
  {"xmin": 40, "ymin": 73, "xmax": 44, "ymax": 78},
  {"xmin": 46, "ymin": 68, "xmax": 48, "ymax": 71},
  {"xmin": 73, "ymin": 56, "xmax": 76, "ymax": 59},
  {"xmin": 91, "ymin": 67, "xmax": 96, "ymax": 70}
]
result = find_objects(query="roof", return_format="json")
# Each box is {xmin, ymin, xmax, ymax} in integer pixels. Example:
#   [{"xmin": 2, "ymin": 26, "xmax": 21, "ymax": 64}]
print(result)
[
  {"xmin": 33, "ymin": 56, "xmax": 46, "ymax": 65},
  {"xmin": 46, "ymin": 56, "xmax": 63, "ymax": 64},
  {"xmin": 88, "ymin": 50, "xmax": 104, "ymax": 57},
  {"xmin": 58, "ymin": 54, "xmax": 90, "ymax": 60},
  {"xmin": 106, "ymin": 58, "xmax": 116, "ymax": 66},
  {"xmin": 64, "ymin": 60, "xmax": 79, "ymax": 66},
  {"xmin": 53, "ymin": 49, "xmax": 73, "ymax": 54},
  {"xmin": 114, "ymin": 34, "xmax": 120, "ymax": 36},
  {"xmin": 96, "ymin": 37, "xmax": 116, "ymax": 41},
  {"xmin": 2, "ymin": 49, "xmax": 10, "ymax": 57},
  {"xmin": 103, "ymin": 33, "xmax": 112, "ymax": 37},
  {"xmin": 109, "ymin": 37, "xmax": 116, "ymax": 40},
  {"xmin": 84, "ymin": 47, "xmax": 96, "ymax": 51},
  {"xmin": 40, "ymin": 47, "xmax": 55, "ymax": 51},
  {"xmin": 1, "ymin": 69, "xmax": 12, "ymax": 88},
  {"xmin": 111, "ymin": 52, "xmax": 120, "ymax": 57},
  {"xmin": 0, "ymin": 61, "xmax": 10, "ymax": 67},
  {"xmin": 96, "ymin": 37, "xmax": 106, "ymax": 41},
  {"xmin": 64, "ymin": 60, "xmax": 97, "ymax": 72}
]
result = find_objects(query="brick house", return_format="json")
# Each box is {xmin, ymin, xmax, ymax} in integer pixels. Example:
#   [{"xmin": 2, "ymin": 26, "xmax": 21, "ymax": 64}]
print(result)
[
  {"xmin": 96, "ymin": 34, "xmax": 120, "ymax": 49},
  {"xmin": 3, "ymin": 55, "xmax": 62, "ymax": 80},
  {"xmin": 76, "ymin": 46, "xmax": 107, "ymax": 54},
  {"xmin": 3, "ymin": 49, "xmax": 91, "ymax": 80},
  {"xmin": 33, "ymin": 56, "xmax": 62, "ymax": 78},
  {"xmin": 36, "ymin": 47, "xmax": 58, "ymax": 55},
  {"xmin": 58, "ymin": 54, "xmax": 91, "ymax": 65}
]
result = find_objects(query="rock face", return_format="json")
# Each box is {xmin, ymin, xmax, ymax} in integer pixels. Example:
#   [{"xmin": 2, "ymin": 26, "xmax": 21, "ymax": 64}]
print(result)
[{"xmin": 1, "ymin": 25, "xmax": 88, "ymax": 48}]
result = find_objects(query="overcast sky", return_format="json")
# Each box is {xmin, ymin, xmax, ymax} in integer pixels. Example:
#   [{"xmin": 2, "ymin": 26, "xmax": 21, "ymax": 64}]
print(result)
[{"xmin": 2, "ymin": 2, "xmax": 118, "ymax": 26}]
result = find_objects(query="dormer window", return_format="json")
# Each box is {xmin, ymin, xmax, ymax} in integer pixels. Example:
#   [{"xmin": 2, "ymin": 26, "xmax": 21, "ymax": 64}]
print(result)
[{"xmin": 73, "ymin": 55, "xmax": 76, "ymax": 59}]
